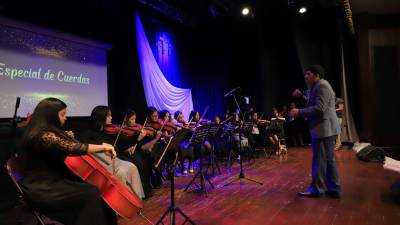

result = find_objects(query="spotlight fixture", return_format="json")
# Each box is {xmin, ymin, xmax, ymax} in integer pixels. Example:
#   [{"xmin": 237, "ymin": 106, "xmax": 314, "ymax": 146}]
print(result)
[
  {"xmin": 298, "ymin": 7, "xmax": 307, "ymax": 14},
  {"xmin": 242, "ymin": 7, "xmax": 250, "ymax": 16}
]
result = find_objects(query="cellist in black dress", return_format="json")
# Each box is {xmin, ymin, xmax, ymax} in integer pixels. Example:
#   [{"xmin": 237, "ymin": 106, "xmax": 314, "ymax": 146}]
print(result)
[{"xmin": 20, "ymin": 98, "xmax": 117, "ymax": 225}]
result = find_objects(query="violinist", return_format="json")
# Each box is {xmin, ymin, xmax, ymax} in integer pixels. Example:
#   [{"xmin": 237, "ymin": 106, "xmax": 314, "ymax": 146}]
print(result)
[
  {"xmin": 214, "ymin": 115, "xmax": 221, "ymax": 125},
  {"xmin": 159, "ymin": 110, "xmax": 179, "ymax": 136},
  {"xmin": 173, "ymin": 110, "xmax": 189, "ymax": 128},
  {"xmin": 248, "ymin": 111, "xmax": 268, "ymax": 151},
  {"xmin": 189, "ymin": 110, "xmax": 211, "ymax": 127},
  {"xmin": 188, "ymin": 110, "xmax": 200, "ymax": 128},
  {"xmin": 78, "ymin": 106, "xmax": 145, "ymax": 199},
  {"xmin": 20, "ymin": 98, "xmax": 117, "ymax": 225},
  {"xmin": 118, "ymin": 109, "xmax": 162, "ymax": 199},
  {"xmin": 186, "ymin": 110, "xmax": 213, "ymax": 171},
  {"xmin": 143, "ymin": 107, "xmax": 169, "ymax": 188},
  {"xmin": 173, "ymin": 111, "xmax": 195, "ymax": 174},
  {"xmin": 211, "ymin": 115, "xmax": 228, "ymax": 158},
  {"xmin": 125, "ymin": 110, "xmax": 143, "ymax": 134},
  {"xmin": 267, "ymin": 108, "xmax": 287, "ymax": 154},
  {"xmin": 146, "ymin": 107, "xmax": 164, "ymax": 135},
  {"xmin": 231, "ymin": 111, "xmax": 250, "ymax": 150}
]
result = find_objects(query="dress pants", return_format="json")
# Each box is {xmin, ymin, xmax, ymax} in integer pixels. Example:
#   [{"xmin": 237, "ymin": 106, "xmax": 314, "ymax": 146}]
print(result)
[{"xmin": 309, "ymin": 135, "xmax": 341, "ymax": 194}]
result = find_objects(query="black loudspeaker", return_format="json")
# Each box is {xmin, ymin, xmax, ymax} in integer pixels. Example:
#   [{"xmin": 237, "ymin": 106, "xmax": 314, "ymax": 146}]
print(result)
[{"xmin": 356, "ymin": 145, "xmax": 385, "ymax": 162}]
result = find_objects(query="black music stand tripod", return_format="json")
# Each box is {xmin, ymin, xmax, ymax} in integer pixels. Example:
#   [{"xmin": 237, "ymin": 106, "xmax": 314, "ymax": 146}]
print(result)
[
  {"xmin": 183, "ymin": 125, "xmax": 214, "ymax": 197},
  {"xmin": 156, "ymin": 129, "xmax": 196, "ymax": 225},
  {"xmin": 223, "ymin": 91, "xmax": 263, "ymax": 187}
]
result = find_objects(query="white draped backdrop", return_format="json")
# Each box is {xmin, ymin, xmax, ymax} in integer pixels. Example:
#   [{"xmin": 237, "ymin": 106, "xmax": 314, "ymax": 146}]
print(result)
[{"xmin": 136, "ymin": 13, "xmax": 194, "ymax": 119}]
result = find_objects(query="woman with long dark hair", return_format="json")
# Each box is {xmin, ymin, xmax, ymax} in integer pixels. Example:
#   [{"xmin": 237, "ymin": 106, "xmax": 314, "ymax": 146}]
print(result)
[
  {"xmin": 20, "ymin": 98, "xmax": 117, "ymax": 225},
  {"xmin": 78, "ymin": 105, "xmax": 145, "ymax": 199}
]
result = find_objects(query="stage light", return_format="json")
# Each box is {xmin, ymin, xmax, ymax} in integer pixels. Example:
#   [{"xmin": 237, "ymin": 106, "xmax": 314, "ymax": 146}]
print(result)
[
  {"xmin": 242, "ymin": 7, "xmax": 250, "ymax": 16},
  {"xmin": 299, "ymin": 7, "xmax": 307, "ymax": 14}
]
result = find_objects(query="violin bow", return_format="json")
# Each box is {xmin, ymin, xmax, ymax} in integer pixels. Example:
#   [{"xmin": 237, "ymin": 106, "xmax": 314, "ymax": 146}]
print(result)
[
  {"xmin": 128, "ymin": 117, "xmax": 148, "ymax": 157},
  {"xmin": 259, "ymin": 112, "xmax": 265, "ymax": 120},
  {"xmin": 242, "ymin": 111, "xmax": 247, "ymax": 122},
  {"xmin": 111, "ymin": 114, "xmax": 127, "ymax": 175},
  {"xmin": 187, "ymin": 116, "xmax": 194, "ymax": 124},
  {"xmin": 142, "ymin": 117, "xmax": 148, "ymax": 128},
  {"xmin": 159, "ymin": 117, "xmax": 168, "ymax": 131},
  {"xmin": 155, "ymin": 136, "xmax": 174, "ymax": 168},
  {"xmin": 196, "ymin": 106, "xmax": 209, "ymax": 127},
  {"xmin": 112, "ymin": 114, "xmax": 127, "ymax": 147},
  {"xmin": 221, "ymin": 115, "xmax": 233, "ymax": 124}
]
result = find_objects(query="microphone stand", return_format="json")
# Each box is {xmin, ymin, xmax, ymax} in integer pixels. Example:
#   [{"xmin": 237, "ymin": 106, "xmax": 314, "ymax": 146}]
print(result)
[
  {"xmin": 223, "ymin": 92, "xmax": 263, "ymax": 187},
  {"xmin": 11, "ymin": 97, "xmax": 21, "ymax": 157}
]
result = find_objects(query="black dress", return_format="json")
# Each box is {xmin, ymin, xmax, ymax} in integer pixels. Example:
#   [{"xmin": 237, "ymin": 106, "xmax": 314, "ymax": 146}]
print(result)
[
  {"xmin": 20, "ymin": 131, "xmax": 117, "ymax": 225},
  {"xmin": 117, "ymin": 134, "xmax": 156, "ymax": 198}
]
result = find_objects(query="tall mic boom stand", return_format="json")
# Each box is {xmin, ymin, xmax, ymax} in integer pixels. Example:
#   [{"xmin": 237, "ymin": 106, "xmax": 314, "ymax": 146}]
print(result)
[{"xmin": 223, "ymin": 92, "xmax": 263, "ymax": 187}]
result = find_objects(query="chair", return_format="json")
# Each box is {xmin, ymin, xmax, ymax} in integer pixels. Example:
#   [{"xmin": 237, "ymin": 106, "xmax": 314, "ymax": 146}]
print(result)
[{"xmin": 6, "ymin": 155, "xmax": 56, "ymax": 225}]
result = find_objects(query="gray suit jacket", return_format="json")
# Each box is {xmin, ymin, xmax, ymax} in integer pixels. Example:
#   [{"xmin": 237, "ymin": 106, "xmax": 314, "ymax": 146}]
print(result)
[{"xmin": 299, "ymin": 79, "xmax": 340, "ymax": 139}]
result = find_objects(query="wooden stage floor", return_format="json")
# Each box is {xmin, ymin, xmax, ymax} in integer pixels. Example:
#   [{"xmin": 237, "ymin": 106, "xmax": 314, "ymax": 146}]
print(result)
[
  {"xmin": 1, "ymin": 147, "xmax": 399, "ymax": 225},
  {"xmin": 120, "ymin": 147, "xmax": 400, "ymax": 225}
]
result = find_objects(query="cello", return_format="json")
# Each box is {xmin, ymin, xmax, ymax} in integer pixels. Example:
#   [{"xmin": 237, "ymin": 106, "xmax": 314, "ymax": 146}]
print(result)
[
  {"xmin": 64, "ymin": 121, "xmax": 143, "ymax": 220},
  {"xmin": 23, "ymin": 110, "xmax": 143, "ymax": 219},
  {"xmin": 64, "ymin": 154, "xmax": 143, "ymax": 219}
]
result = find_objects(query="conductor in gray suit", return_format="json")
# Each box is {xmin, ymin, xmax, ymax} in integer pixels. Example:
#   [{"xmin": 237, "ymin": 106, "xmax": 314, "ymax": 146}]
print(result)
[{"xmin": 289, "ymin": 65, "xmax": 341, "ymax": 198}]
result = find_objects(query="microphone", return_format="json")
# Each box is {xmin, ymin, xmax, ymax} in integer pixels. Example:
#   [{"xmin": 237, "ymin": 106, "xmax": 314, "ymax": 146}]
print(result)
[
  {"xmin": 12, "ymin": 97, "xmax": 21, "ymax": 124},
  {"xmin": 13, "ymin": 97, "xmax": 21, "ymax": 120},
  {"xmin": 224, "ymin": 87, "xmax": 240, "ymax": 97},
  {"xmin": 15, "ymin": 97, "xmax": 20, "ymax": 109}
]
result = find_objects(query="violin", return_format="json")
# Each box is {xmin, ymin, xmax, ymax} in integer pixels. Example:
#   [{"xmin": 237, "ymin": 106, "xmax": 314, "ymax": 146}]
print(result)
[
  {"xmin": 174, "ymin": 111, "xmax": 190, "ymax": 129},
  {"xmin": 188, "ymin": 121, "xmax": 198, "ymax": 129},
  {"xmin": 126, "ymin": 123, "xmax": 143, "ymax": 132},
  {"xmin": 163, "ymin": 121, "xmax": 179, "ymax": 133},
  {"xmin": 146, "ymin": 119, "xmax": 177, "ymax": 135},
  {"xmin": 126, "ymin": 124, "xmax": 157, "ymax": 138},
  {"xmin": 254, "ymin": 119, "xmax": 270, "ymax": 125},
  {"xmin": 147, "ymin": 119, "xmax": 163, "ymax": 130},
  {"xmin": 221, "ymin": 116, "xmax": 233, "ymax": 124},
  {"xmin": 104, "ymin": 123, "xmax": 155, "ymax": 138},
  {"xmin": 187, "ymin": 118, "xmax": 211, "ymax": 129},
  {"xmin": 199, "ymin": 119, "xmax": 211, "ymax": 125},
  {"xmin": 176, "ymin": 120, "xmax": 189, "ymax": 129},
  {"xmin": 104, "ymin": 124, "xmax": 137, "ymax": 136}
]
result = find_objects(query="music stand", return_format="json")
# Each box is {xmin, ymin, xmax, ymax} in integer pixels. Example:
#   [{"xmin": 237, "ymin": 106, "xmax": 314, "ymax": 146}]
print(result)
[
  {"xmin": 222, "ymin": 122, "xmax": 236, "ymax": 167},
  {"xmin": 183, "ymin": 125, "xmax": 214, "ymax": 196},
  {"xmin": 206, "ymin": 124, "xmax": 223, "ymax": 175},
  {"xmin": 242, "ymin": 121, "xmax": 253, "ymax": 133},
  {"xmin": 156, "ymin": 129, "xmax": 196, "ymax": 225},
  {"xmin": 223, "ymin": 92, "xmax": 263, "ymax": 187}
]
